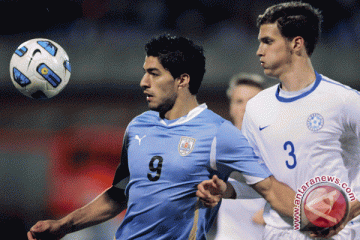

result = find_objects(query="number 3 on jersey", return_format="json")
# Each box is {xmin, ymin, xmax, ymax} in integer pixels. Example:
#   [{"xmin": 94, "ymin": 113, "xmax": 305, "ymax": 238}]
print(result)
[
  {"xmin": 147, "ymin": 156, "xmax": 163, "ymax": 181},
  {"xmin": 284, "ymin": 141, "xmax": 297, "ymax": 169}
]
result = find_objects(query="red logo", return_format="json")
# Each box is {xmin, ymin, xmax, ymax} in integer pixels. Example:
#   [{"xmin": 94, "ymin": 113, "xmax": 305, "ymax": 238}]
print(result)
[{"xmin": 301, "ymin": 182, "xmax": 349, "ymax": 230}]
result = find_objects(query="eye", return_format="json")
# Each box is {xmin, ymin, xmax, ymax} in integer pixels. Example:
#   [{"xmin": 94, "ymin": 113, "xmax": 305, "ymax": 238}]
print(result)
[
  {"xmin": 260, "ymin": 37, "xmax": 273, "ymax": 45},
  {"xmin": 143, "ymin": 70, "xmax": 159, "ymax": 77},
  {"xmin": 265, "ymin": 39, "xmax": 273, "ymax": 45}
]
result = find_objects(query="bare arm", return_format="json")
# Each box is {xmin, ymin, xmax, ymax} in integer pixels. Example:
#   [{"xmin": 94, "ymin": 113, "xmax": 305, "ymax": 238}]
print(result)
[
  {"xmin": 197, "ymin": 175, "xmax": 295, "ymax": 218},
  {"xmin": 60, "ymin": 186, "xmax": 126, "ymax": 232},
  {"xmin": 251, "ymin": 176, "xmax": 295, "ymax": 218},
  {"xmin": 349, "ymin": 199, "xmax": 360, "ymax": 221},
  {"xmin": 28, "ymin": 186, "xmax": 126, "ymax": 240}
]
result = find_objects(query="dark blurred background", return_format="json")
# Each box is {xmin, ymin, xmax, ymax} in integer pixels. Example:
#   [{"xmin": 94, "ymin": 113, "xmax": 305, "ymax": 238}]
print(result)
[{"xmin": 0, "ymin": 0, "xmax": 359, "ymax": 239}]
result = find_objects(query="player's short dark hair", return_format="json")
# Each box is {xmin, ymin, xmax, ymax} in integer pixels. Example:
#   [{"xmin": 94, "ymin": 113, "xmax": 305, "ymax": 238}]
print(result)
[
  {"xmin": 145, "ymin": 34, "xmax": 206, "ymax": 95},
  {"xmin": 257, "ymin": 1, "xmax": 323, "ymax": 56}
]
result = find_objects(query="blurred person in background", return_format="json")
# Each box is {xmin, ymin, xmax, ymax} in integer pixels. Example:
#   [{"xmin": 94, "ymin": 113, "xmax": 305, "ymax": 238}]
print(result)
[{"xmin": 227, "ymin": 72, "xmax": 266, "ymax": 130}]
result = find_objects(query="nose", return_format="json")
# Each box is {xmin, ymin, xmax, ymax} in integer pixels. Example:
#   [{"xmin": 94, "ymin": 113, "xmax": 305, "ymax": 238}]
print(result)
[
  {"xmin": 256, "ymin": 44, "xmax": 264, "ymax": 57},
  {"xmin": 140, "ymin": 73, "xmax": 150, "ymax": 89}
]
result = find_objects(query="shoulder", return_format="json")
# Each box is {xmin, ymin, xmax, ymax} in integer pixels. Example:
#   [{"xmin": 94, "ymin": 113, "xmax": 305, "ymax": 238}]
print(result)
[
  {"xmin": 245, "ymin": 84, "xmax": 278, "ymax": 116},
  {"xmin": 198, "ymin": 108, "xmax": 227, "ymax": 126},
  {"xmin": 320, "ymin": 75, "xmax": 359, "ymax": 93},
  {"xmin": 256, "ymin": 84, "xmax": 279, "ymax": 98},
  {"xmin": 319, "ymin": 76, "xmax": 360, "ymax": 121},
  {"xmin": 216, "ymin": 120, "xmax": 248, "ymax": 145},
  {"xmin": 130, "ymin": 110, "xmax": 158, "ymax": 124},
  {"xmin": 318, "ymin": 75, "xmax": 360, "ymax": 103},
  {"xmin": 194, "ymin": 108, "xmax": 242, "ymax": 138},
  {"xmin": 248, "ymin": 84, "xmax": 278, "ymax": 105},
  {"xmin": 126, "ymin": 111, "xmax": 158, "ymax": 132}
]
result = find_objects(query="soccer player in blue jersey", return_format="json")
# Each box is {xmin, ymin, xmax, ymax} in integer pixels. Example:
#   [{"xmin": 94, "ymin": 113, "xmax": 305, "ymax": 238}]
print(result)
[
  {"xmin": 27, "ymin": 34, "xmax": 296, "ymax": 240},
  {"xmin": 197, "ymin": 2, "xmax": 360, "ymax": 239}
]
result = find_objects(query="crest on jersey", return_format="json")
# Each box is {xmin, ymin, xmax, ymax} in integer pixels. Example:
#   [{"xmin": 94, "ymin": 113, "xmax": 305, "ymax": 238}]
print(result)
[
  {"xmin": 307, "ymin": 113, "xmax": 324, "ymax": 131},
  {"xmin": 178, "ymin": 136, "xmax": 196, "ymax": 156}
]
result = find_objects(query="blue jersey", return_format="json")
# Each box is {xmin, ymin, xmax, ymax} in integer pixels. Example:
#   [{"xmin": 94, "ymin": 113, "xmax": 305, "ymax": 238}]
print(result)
[{"xmin": 112, "ymin": 104, "xmax": 271, "ymax": 240}]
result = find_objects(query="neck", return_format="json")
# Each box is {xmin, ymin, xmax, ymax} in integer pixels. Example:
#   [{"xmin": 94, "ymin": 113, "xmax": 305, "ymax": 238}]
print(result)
[
  {"xmin": 163, "ymin": 94, "xmax": 199, "ymax": 120},
  {"xmin": 279, "ymin": 58, "xmax": 316, "ymax": 92}
]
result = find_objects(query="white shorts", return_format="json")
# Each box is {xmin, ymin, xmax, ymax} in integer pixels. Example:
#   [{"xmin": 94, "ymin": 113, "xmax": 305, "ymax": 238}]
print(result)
[
  {"xmin": 263, "ymin": 225, "xmax": 355, "ymax": 240},
  {"xmin": 349, "ymin": 220, "xmax": 360, "ymax": 239}
]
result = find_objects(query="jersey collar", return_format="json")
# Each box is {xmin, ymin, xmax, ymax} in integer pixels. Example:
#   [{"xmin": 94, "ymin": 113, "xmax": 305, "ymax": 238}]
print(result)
[
  {"xmin": 275, "ymin": 71, "xmax": 322, "ymax": 102},
  {"xmin": 160, "ymin": 103, "xmax": 208, "ymax": 126}
]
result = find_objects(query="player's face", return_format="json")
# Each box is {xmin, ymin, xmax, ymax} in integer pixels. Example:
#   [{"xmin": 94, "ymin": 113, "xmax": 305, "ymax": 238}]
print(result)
[
  {"xmin": 229, "ymin": 84, "xmax": 262, "ymax": 129},
  {"xmin": 140, "ymin": 56, "xmax": 178, "ymax": 113},
  {"xmin": 256, "ymin": 23, "xmax": 293, "ymax": 79}
]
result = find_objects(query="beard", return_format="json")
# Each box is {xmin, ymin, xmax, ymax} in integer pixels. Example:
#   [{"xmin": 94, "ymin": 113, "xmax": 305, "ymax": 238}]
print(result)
[{"xmin": 148, "ymin": 95, "xmax": 177, "ymax": 119}]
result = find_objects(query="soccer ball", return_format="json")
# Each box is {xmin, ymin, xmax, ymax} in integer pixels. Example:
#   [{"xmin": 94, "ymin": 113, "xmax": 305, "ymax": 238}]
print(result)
[{"xmin": 9, "ymin": 38, "xmax": 71, "ymax": 99}]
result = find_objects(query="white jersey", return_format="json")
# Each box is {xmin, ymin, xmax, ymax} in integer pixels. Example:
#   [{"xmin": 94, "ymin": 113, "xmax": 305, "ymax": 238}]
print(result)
[{"xmin": 241, "ymin": 72, "xmax": 360, "ymax": 229}]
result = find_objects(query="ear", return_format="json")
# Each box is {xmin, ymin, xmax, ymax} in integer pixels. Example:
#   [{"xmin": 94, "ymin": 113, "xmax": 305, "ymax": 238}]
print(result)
[
  {"xmin": 177, "ymin": 73, "xmax": 190, "ymax": 90},
  {"xmin": 292, "ymin": 36, "xmax": 306, "ymax": 55}
]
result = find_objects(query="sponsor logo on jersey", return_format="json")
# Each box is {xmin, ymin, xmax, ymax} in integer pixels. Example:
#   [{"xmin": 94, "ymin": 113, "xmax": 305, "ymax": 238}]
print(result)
[
  {"xmin": 307, "ymin": 113, "xmax": 324, "ymax": 131},
  {"xmin": 135, "ymin": 135, "xmax": 146, "ymax": 145},
  {"xmin": 178, "ymin": 136, "xmax": 196, "ymax": 156},
  {"xmin": 259, "ymin": 125, "xmax": 269, "ymax": 131}
]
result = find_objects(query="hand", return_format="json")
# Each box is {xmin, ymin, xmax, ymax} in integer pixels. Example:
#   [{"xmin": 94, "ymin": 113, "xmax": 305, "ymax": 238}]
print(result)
[
  {"xmin": 27, "ymin": 220, "xmax": 66, "ymax": 240},
  {"xmin": 252, "ymin": 208, "xmax": 266, "ymax": 225},
  {"xmin": 308, "ymin": 223, "xmax": 345, "ymax": 239},
  {"xmin": 309, "ymin": 199, "xmax": 360, "ymax": 239},
  {"xmin": 196, "ymin": 175, "xmax": 227, "ymax": 208}
]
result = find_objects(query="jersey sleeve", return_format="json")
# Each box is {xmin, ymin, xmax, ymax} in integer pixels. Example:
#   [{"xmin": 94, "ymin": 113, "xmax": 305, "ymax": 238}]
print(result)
[
  {"xmin": 112, "ymin": 126, "xmax": 130, "ymax": 191},
  {"xmin": 343, "ymin": 89, "xmax": 360, "ymax": 138},
  {"xmin": 228, "ymin": 177, "xmax": 262, "ymax": 199},
  {"xmin": 214, "ymin": 121, "xmax": 272, "ymax": 185},
  {"xmin": 343, "ymin": 90, "xmax": 360, "ymax": 198},
  {"xmin": 242, "ymin": 107, "xmax": 262, "ymax": 158}
]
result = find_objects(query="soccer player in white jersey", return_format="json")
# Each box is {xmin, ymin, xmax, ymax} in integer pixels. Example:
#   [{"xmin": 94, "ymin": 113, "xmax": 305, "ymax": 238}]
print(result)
[
  {"xmin": 27, "ymin": 34, "xmax": 296, "ymax": 240},
  {"xmin": 197, "ymin": 2, "xmax": 360, "ymax": 240}
]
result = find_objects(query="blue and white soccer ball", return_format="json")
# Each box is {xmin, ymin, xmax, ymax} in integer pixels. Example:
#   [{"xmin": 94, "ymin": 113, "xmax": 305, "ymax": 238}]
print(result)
[{"xmin": 9, "ymin": 38, "xmax": 71, "ymax": 99}]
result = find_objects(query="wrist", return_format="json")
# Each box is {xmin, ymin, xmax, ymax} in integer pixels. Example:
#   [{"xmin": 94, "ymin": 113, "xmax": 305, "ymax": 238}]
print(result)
[
  {"xmin": 59, "ymin": 214, "xmax": 75, "ymax": 235},
  {"xmin": 349, "ymin": 199, "xmax": 360, "ymax": 220},
  {"xmin": 223, "ymin": 182, "xmax": 236, "ymax": 199}
]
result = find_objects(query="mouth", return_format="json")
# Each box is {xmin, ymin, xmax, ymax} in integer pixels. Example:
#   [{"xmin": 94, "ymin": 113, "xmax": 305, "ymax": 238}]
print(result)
[{"xmin": 144, "ymin": 92, "xmax": 153, "ymax": 101}]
